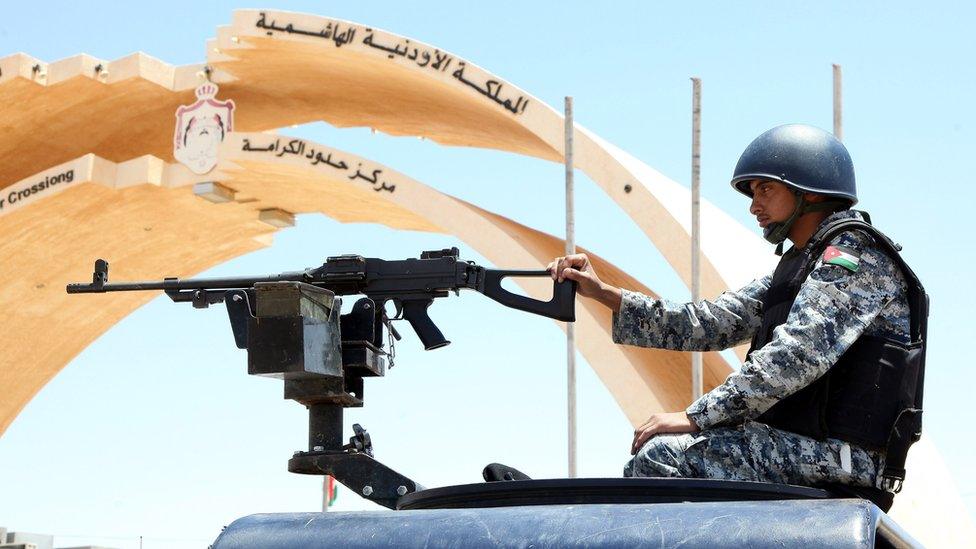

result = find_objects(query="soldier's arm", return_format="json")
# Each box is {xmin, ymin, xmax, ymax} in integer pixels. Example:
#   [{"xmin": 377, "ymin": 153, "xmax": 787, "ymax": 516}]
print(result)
[
  {"xmin": 686, "ymin": 231, "xmax": 904, "ymax": 429},
  {"xmin": 611, "ymin": 275, "xmax": 772, "ymax": 351}
]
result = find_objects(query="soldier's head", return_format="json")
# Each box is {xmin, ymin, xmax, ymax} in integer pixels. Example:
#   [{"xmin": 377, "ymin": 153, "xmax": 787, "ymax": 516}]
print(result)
[
  {"xmin": 747, "ymin": 180, "xmax": 833, "ymax": 231},
  {"xmin": 731, "ymin": 124, "xmax": 857, "ymax": 247}
]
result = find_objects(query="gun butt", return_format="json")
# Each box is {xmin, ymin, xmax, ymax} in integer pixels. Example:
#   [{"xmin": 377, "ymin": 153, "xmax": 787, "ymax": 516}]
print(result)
[{"xmin": 480, "ymin": 270, "xmax": 576, "ymax": 322}]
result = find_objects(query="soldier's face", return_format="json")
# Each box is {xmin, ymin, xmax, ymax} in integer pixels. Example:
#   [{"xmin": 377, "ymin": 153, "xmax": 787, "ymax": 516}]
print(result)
[{"xmin": 749, "ymin": 180, "xmax": 795, "ymax": 229}]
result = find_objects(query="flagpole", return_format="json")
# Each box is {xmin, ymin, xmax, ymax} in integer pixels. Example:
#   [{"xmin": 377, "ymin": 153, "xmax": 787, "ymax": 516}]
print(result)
[
  {"xmin": 833, "ymin": 64, "xmax": 843, "ymax": 141},
  {"xmin": 565, "ymin": 96, "xmax": 578, "ymax": 478},
  {"xmin": 690, "ymin": 77, "xmax": 703, "ymax": 401}
]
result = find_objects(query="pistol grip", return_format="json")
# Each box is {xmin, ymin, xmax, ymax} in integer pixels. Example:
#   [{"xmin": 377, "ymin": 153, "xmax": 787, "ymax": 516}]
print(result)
[{"xmin": 402, "ymin": 299, "xmax": 450, "ymax": 350}]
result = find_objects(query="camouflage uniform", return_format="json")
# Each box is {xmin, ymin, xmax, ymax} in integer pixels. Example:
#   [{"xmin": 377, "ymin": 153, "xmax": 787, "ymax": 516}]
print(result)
[{"xmin": 614, "ymin": 210, "xmax": 910, "ymax": 489}]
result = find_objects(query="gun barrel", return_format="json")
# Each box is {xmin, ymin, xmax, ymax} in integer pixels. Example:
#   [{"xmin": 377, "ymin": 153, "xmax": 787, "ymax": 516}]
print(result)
[{"xmin": 66, "ymin": 271, "xmax": 308, "ymax": 294}]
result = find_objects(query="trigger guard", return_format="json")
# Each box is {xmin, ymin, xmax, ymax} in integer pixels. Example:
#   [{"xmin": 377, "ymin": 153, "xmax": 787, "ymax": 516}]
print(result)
[{"xmin": 391, "ymin": 299, "xmax": 404, "ymax": 320}]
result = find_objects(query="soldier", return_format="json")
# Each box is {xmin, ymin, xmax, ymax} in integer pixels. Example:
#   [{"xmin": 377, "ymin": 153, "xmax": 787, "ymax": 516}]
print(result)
[{"xmin": 549, "ymin": 124, "xmax": 926, "ymax": 509}]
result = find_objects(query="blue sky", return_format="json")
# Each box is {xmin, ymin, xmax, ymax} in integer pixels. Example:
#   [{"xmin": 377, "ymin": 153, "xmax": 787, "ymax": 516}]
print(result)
[{"xmin": 1, "ymin": 1, "xmax": 974, "ymax": 547}]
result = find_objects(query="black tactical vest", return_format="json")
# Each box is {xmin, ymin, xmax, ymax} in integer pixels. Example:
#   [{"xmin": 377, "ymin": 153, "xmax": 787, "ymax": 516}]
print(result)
[{"xmin": 748, "ymin": 214, "xmax": 927, "ymax": 490}]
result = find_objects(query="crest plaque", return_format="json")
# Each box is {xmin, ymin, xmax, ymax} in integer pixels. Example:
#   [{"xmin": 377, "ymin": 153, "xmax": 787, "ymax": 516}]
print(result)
[{"xmin": 174, "ymin": 83, "xmax": 235, "ymax": 174}]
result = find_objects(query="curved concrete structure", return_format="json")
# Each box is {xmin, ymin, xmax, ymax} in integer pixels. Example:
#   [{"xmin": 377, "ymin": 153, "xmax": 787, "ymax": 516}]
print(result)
[
  {"xmin": 1, "ymin": 12, "xmax": 776, "ymax": 430},
  {"xmin": 1, "ymin": 9, "xmax": 769, "ymax": 436},
  {"xmin": 1, "ymin": 10, "xmax": 774, "ymax": 298}
]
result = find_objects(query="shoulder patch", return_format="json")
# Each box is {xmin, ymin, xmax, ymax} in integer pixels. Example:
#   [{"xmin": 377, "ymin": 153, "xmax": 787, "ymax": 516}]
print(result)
[{"xmin": 823, "ymin": 245, "xmax": 860, "ymax": 272}]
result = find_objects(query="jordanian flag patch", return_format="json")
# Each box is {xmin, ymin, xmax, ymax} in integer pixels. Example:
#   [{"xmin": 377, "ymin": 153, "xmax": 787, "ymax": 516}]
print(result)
[{"xmin": 823, "ymin": 245, "xmax": 860, "ymax": 272}]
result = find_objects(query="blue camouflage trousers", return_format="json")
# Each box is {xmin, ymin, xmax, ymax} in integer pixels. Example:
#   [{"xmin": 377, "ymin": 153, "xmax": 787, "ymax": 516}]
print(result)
[{"xmin": 624, "ymin": 421, "xmax": 882, "ymax": 489}]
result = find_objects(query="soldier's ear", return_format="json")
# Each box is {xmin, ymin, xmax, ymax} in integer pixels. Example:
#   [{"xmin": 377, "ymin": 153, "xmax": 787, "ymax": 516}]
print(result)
[{"xmin": 805, "ymin": 192, "xmax": 826, "ymax": 203}]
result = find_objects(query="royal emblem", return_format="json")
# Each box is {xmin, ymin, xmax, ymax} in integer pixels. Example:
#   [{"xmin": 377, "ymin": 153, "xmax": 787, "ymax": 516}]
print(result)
[{"xmin": 174, "ymin": 83, "xmax": 235, "ymax": 174}]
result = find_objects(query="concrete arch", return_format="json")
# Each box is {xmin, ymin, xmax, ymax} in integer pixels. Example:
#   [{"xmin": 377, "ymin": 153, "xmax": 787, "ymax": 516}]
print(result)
[
  {"xmin": 1, "ymin": 10, "xmax": 768, "ymax": 436},
  {"xmin": 1, "ymin": 9, "xmax": 775, "ymax": 301}
]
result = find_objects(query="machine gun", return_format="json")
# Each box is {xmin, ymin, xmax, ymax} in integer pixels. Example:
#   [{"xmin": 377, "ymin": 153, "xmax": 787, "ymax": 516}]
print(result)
[
  {"xmin": 67, "ymin": 247, "xmax": 576, "ymax": 508},
  {"xmin": 67, "ymin": 247, "xmax": 575, "ymax": 350}
]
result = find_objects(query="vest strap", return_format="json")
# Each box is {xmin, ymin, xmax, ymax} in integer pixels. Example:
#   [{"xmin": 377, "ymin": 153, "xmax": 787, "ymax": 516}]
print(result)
[{"xmin": 806, "ymin": 215, "xmax": 928, "ymax": 491}]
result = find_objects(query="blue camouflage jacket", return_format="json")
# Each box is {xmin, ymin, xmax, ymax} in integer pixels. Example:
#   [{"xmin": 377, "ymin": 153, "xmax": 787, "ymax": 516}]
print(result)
[{"xmin": 612, "ymin": 210, "xmax": 911, "ymax": 431}]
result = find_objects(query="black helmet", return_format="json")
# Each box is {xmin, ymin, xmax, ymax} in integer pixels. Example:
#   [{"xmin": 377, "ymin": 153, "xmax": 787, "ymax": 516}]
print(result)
[
  {"xmin": 730, "ymin": 124, "xmax": 857, "ymax": 204},
  {"xmin": 731, "ymin": 124, "xmax": 856, "ymax": 249}
]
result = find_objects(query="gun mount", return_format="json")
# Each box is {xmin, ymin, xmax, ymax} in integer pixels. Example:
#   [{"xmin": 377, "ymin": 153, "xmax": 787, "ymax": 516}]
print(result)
[{"xmin": 68, "ymin": 248, "xmax": 577, "ymax": 509}]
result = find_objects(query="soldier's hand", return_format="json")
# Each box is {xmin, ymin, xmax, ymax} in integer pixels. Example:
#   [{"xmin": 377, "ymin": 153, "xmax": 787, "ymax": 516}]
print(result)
[
  {"xmin": 631, "ymin": 412, "xmax": 700, "ymax": 455},
  {"xmin": 547, "ymin": 253, "xmax": 622, "ymax": 311}
]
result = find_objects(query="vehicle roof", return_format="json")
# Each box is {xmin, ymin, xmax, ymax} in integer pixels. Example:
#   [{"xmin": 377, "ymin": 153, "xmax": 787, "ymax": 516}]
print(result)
[{"xmin": 212, "ymin": 499, "xmax": 920, "ymax": 548}]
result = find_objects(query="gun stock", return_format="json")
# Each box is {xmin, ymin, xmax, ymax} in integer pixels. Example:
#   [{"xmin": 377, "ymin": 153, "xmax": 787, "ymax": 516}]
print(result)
[{"xmin": 481, "ymin": 270, "xmax": 576, "ymax": 322}]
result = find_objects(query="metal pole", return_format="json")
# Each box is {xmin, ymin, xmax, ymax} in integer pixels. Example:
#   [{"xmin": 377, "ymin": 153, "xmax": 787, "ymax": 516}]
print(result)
[
  {"xmin": 833, "ymin": 64, "xmax": 843, "ymax": 141},
  {"xmin": 690, "ymin": 78, "xmax": 703, "ymax": 401},
  {"xmin": 564, "ymin": 96, "xmax": 578, "ymax": 478}
]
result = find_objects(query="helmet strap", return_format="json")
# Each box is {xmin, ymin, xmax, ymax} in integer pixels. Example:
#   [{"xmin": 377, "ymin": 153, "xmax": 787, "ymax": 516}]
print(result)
[
  {"xmin": 763, "ymin": 191, "xmax": 806, "ymax": 251},
  {"xmin": 764, "ymin": 194, "xmax": 850, "ymax": 255}
]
